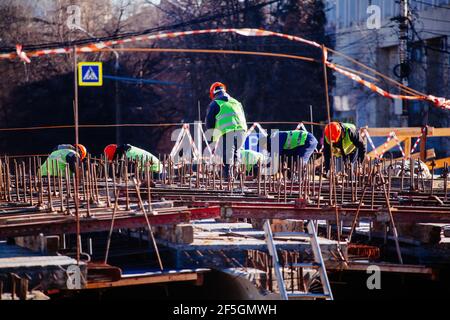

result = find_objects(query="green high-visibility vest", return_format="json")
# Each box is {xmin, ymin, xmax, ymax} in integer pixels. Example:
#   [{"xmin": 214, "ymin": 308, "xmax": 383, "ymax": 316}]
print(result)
[
  {"xmin": 324, "ymin": 123, "xmax": 357, "ymax": 156},
  {"xmin": 40, "ymin": 149, "xmax": 77, "ymax": 177},
  {"xmin": 283, "ymin": 130, "xmax": 308, "ymax": 150},
  {"xmin": 214, "ymin": 97, "xmax": 247, "ymax": 141},
  {"xmin": 125, "ymin": 146, "xmax": 161, "ymax": 173},
  {"xmin": 241, "ymin": 149, "xmax": 264, "ymax": 174}
]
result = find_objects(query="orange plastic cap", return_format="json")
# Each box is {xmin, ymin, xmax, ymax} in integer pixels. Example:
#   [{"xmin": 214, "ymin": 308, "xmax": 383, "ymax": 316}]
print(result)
[
  {"xmin": 75, "ymin": 144, "xmax": 87, "ymax": 161},
  {"xmin": 104, "ymin": 144, "xmax": 118, "ymax": 162},
  {"xmin": 209, "ymin": 82, "xmax": 227, "ymax": 100},
  {"xmin": 324, "ymin": 122, "xmax": 342, "ymax": 143}
]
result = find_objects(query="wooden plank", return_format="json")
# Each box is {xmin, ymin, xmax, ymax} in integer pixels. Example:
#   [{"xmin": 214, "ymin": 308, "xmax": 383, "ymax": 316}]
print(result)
[
  {"xmin": 431, "ymin": 128, "xmax": 450, "ymax": 137},
  {"xmin": 85, "ymin": 272, "xmax": 199, "ymax": 289},
  {"xmin": 326, "ymin": 261, "xmax": 434, "ymax": 275},
  {"xmin": 404, "ymin": 137, "xmax": 411, "ymax": 159},
  {"xmin": 365, "ymin": 127, "xmax": 430, "ymax": 137},
  {"xmin": 394, "ymin": 149, "xmax": 435, "ymax": 162},
  {"xmin": 228, "ymin": 205, "xmax": 450, "ymax": 223},
  {"xmin": 427, "ymin": 157, "xmax": 450, "ymax": 170},
  {"xmin": 367, "ymin": 136, "xmax": 406, "ymax": 159},
  {"xmin": 365, "ymin": 127, "xmax": 450, "ymax": 138},
  {"xmin": 420, "ymin": 128, "xmax": 428, "ymax": 161}
]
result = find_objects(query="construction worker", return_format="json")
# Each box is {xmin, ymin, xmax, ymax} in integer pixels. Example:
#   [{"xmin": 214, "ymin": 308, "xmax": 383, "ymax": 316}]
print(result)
[
  {"xmin": 53, "ymin": 144, "xmax": 87, "ymax": 156},
  {"xmin": 269, "ymin": 129, "xmax": 318, "ymax": 164},
  {"xmin": 323, "ymin": 122, "xmax": 366, "ymax": 172},
  {"xmin": 205, "ymin": 82, "xmax": 248, "ymax": 179},
  {"xmin": 240, "ymin": 149, "xmax": 266, "ymax": 178},
  {"xmin": 104, "ymin": 144, "xmax": 161, "ymax": 173},
  {"xmin": 54, "ymin": 144, "xmax": 76, "ymax": 151},
  {"xmin": 40, "ymin": 144, "xmax": 87, "ymax": 176}
]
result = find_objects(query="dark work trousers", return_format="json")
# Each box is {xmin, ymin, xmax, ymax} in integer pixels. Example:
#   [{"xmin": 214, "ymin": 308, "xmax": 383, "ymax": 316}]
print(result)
[
  {"xmin": 216, "ymin": 130, "xmax": 246, "ymax": 179},
  {"xmin": 332, "ymin": 149, "xmax": 359, "ymax": 172}
]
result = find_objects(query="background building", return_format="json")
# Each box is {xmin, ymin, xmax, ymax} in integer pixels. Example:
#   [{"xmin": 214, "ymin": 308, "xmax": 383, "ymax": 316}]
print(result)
[{"xmin": 325, "ymin": 0, "xmax": 450, "ymax": 157}]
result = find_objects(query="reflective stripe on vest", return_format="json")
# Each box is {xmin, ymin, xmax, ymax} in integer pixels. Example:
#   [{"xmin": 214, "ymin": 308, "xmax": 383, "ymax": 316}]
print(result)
[
  {"xmin": 40, "ymin": 149, "xmax": 77, "ymax": 176},
  {"xmin": 324, "ymin": 123, "xmax": 357, "ymax": 156},
  {"xmin": 283, "ymin": 130, "xmax": 308, "ymax": 150},
  {"xmin": 126, "ymin": 146, "xmax": 161, "ymax": 173},
  {"xmin": 214, "ymin": 97, "xmax": 247, "ymax": 141}
]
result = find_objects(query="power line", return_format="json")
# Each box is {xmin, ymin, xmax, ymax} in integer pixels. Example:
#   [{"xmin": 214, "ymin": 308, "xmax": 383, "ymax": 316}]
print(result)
[{"xmin": 0, "ymin": 0, "xmax": 280, "ymax": 53}]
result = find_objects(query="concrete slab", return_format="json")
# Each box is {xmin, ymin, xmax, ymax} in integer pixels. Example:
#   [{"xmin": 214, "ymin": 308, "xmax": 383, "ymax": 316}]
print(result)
[{"xmin": 0, "ymin": 241, "xmax": 87, "ymax": 291}]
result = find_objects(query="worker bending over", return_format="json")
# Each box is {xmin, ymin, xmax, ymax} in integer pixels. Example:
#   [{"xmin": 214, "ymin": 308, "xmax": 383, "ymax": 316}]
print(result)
[
  {"xmin": 104, "ymin": 144, "xmax": 161, "ymax": 173},
  {"xmin": 240, "ymin": 149, "xmax": 266, "ymax": 178},
  {"xmin": 206, "ymin": 82, "xmax": 247, "ymax": 179},
  {"xmin": 323, "ymin": 122, "xmax": 366, "ymax": 172},
  {"xmin": 40, "ymin": 144, "xmax": 87, "ymax": 176},
  {"xmin": 269, "ymin": 129, "xmax": 318, "ymax": 164}
]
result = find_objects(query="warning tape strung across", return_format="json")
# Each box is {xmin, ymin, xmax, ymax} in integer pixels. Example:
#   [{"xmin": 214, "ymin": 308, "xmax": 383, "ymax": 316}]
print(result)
[
  {"xmin": 1, "ymin": 28, "xmax": 320, "ymax": 60},
  {"xmin": 326, "ymin": 62, "xmax": 450, "ymax": 111},
  {"xmin": 1, "ymin": 28, "xmax": 449, "ymax": 110}
]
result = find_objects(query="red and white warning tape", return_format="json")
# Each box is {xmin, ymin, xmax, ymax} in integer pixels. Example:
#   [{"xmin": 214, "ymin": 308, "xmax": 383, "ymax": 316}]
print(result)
[
  {"xmin": 326, "ymin": 62, "xmax": 450, "ymax": 111},
  {"xmin": 379, "ymin": 133, "xmax": 394, "ymax": 159},
  {"xmin": 2, "ymin": 27, "xmax": 449, "ymax": 111},
  {"xmin": 391, "ymin": 133, "xmax": 406, "ymax": 159},
  {"xmin": 295, "ymin": 122, "xmax": 308, "ymax": 131},
  {"xmin": 379, "ymin": 132, "xmax": 406, "ymax": 159},
  {"xmin": 169, "ymin": 124, "xmax": 202, "ymax": 161},
  {"xmin": 409, "ymin": 127, "xmax": 426, "ymax": 155},
  {"xmin": 0, "ymin": 28, "xmax": 320, "ymax": 61},
  {"xmin": 244, "ymin": 122, "xmax": 268, "ymax": 141},
  {"xmin": 361, "ymin": 129, "xmax": 379, "ymax": 159}
]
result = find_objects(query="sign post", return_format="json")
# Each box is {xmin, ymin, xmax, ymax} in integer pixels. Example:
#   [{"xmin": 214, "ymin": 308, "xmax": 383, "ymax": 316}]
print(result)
[{"xmin": 73, "ymin": 60, "xmax": 102, "ymax": 264}]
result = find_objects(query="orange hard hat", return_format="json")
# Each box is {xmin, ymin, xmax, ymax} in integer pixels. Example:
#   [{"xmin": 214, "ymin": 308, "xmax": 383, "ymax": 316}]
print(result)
[
  {"xmin": 324, "ymin": 122, "xmax": 342, "ymax": 143},
  {"xmin": 75, "ymin": 144, "xmax": 87, "ymax": 161},
  {"xmin": 209, "ymin": 82, "xmax": 227, "ymax": 100},
  {"xmin": 104, "ymin": 144, "xmax": 117, "ymax": 162}
]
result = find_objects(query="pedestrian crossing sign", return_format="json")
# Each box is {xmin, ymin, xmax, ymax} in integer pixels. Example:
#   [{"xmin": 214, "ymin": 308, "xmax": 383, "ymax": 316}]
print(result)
[{"xmin": 78, "ymin": 62, "xmax": 103, "ymax": 86}]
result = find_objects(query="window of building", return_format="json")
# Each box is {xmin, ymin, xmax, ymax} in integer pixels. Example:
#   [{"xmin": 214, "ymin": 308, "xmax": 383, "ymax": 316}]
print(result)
[
  {"xmin": 359, "ymin": 0, "xmax": 369, "ymax": 23},
  {"xmin": 421, "ymin": 0, "xmax": 435, "ymax": 10},
  {"xmin": 382, "ymin": 0, "xmax": 394, "ymax": 19},
  {"xmin": 337, "ymin": 0, "xmax": 347, "ymax": 28},
  {"xmin": 349, "ymin": 0, "xmax": 357, "ymax": 26}
]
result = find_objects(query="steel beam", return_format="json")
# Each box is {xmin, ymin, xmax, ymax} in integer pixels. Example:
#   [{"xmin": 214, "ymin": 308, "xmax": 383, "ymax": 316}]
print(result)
[{"xmin": 0, "ymin": 206, "xmax": 220, "ymax": 239}]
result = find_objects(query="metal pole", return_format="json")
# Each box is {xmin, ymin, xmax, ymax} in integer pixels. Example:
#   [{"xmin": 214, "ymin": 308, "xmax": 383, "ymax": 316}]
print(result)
[
  {"xmin": 73, "ymin": 46, "xmax": 81, "ymax": 264},
  {"xmin": 322, "ymin": 45, "xmax": 342, "ymax": 244},
  {"xmin": 399, "ymin": 0, "xmax": 410, "ymax": 127}
]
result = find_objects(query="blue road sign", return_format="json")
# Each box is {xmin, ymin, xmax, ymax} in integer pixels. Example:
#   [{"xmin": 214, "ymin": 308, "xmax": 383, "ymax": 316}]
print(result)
[{"xmin": 78, "ymin": 62, "xmax": 103, "ymax": 86}]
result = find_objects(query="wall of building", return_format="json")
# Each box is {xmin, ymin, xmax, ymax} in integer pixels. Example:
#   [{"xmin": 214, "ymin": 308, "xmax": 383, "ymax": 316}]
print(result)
[{"xmin": 325, "ymin": 0, "xmax": 450, "ymax": 156}]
